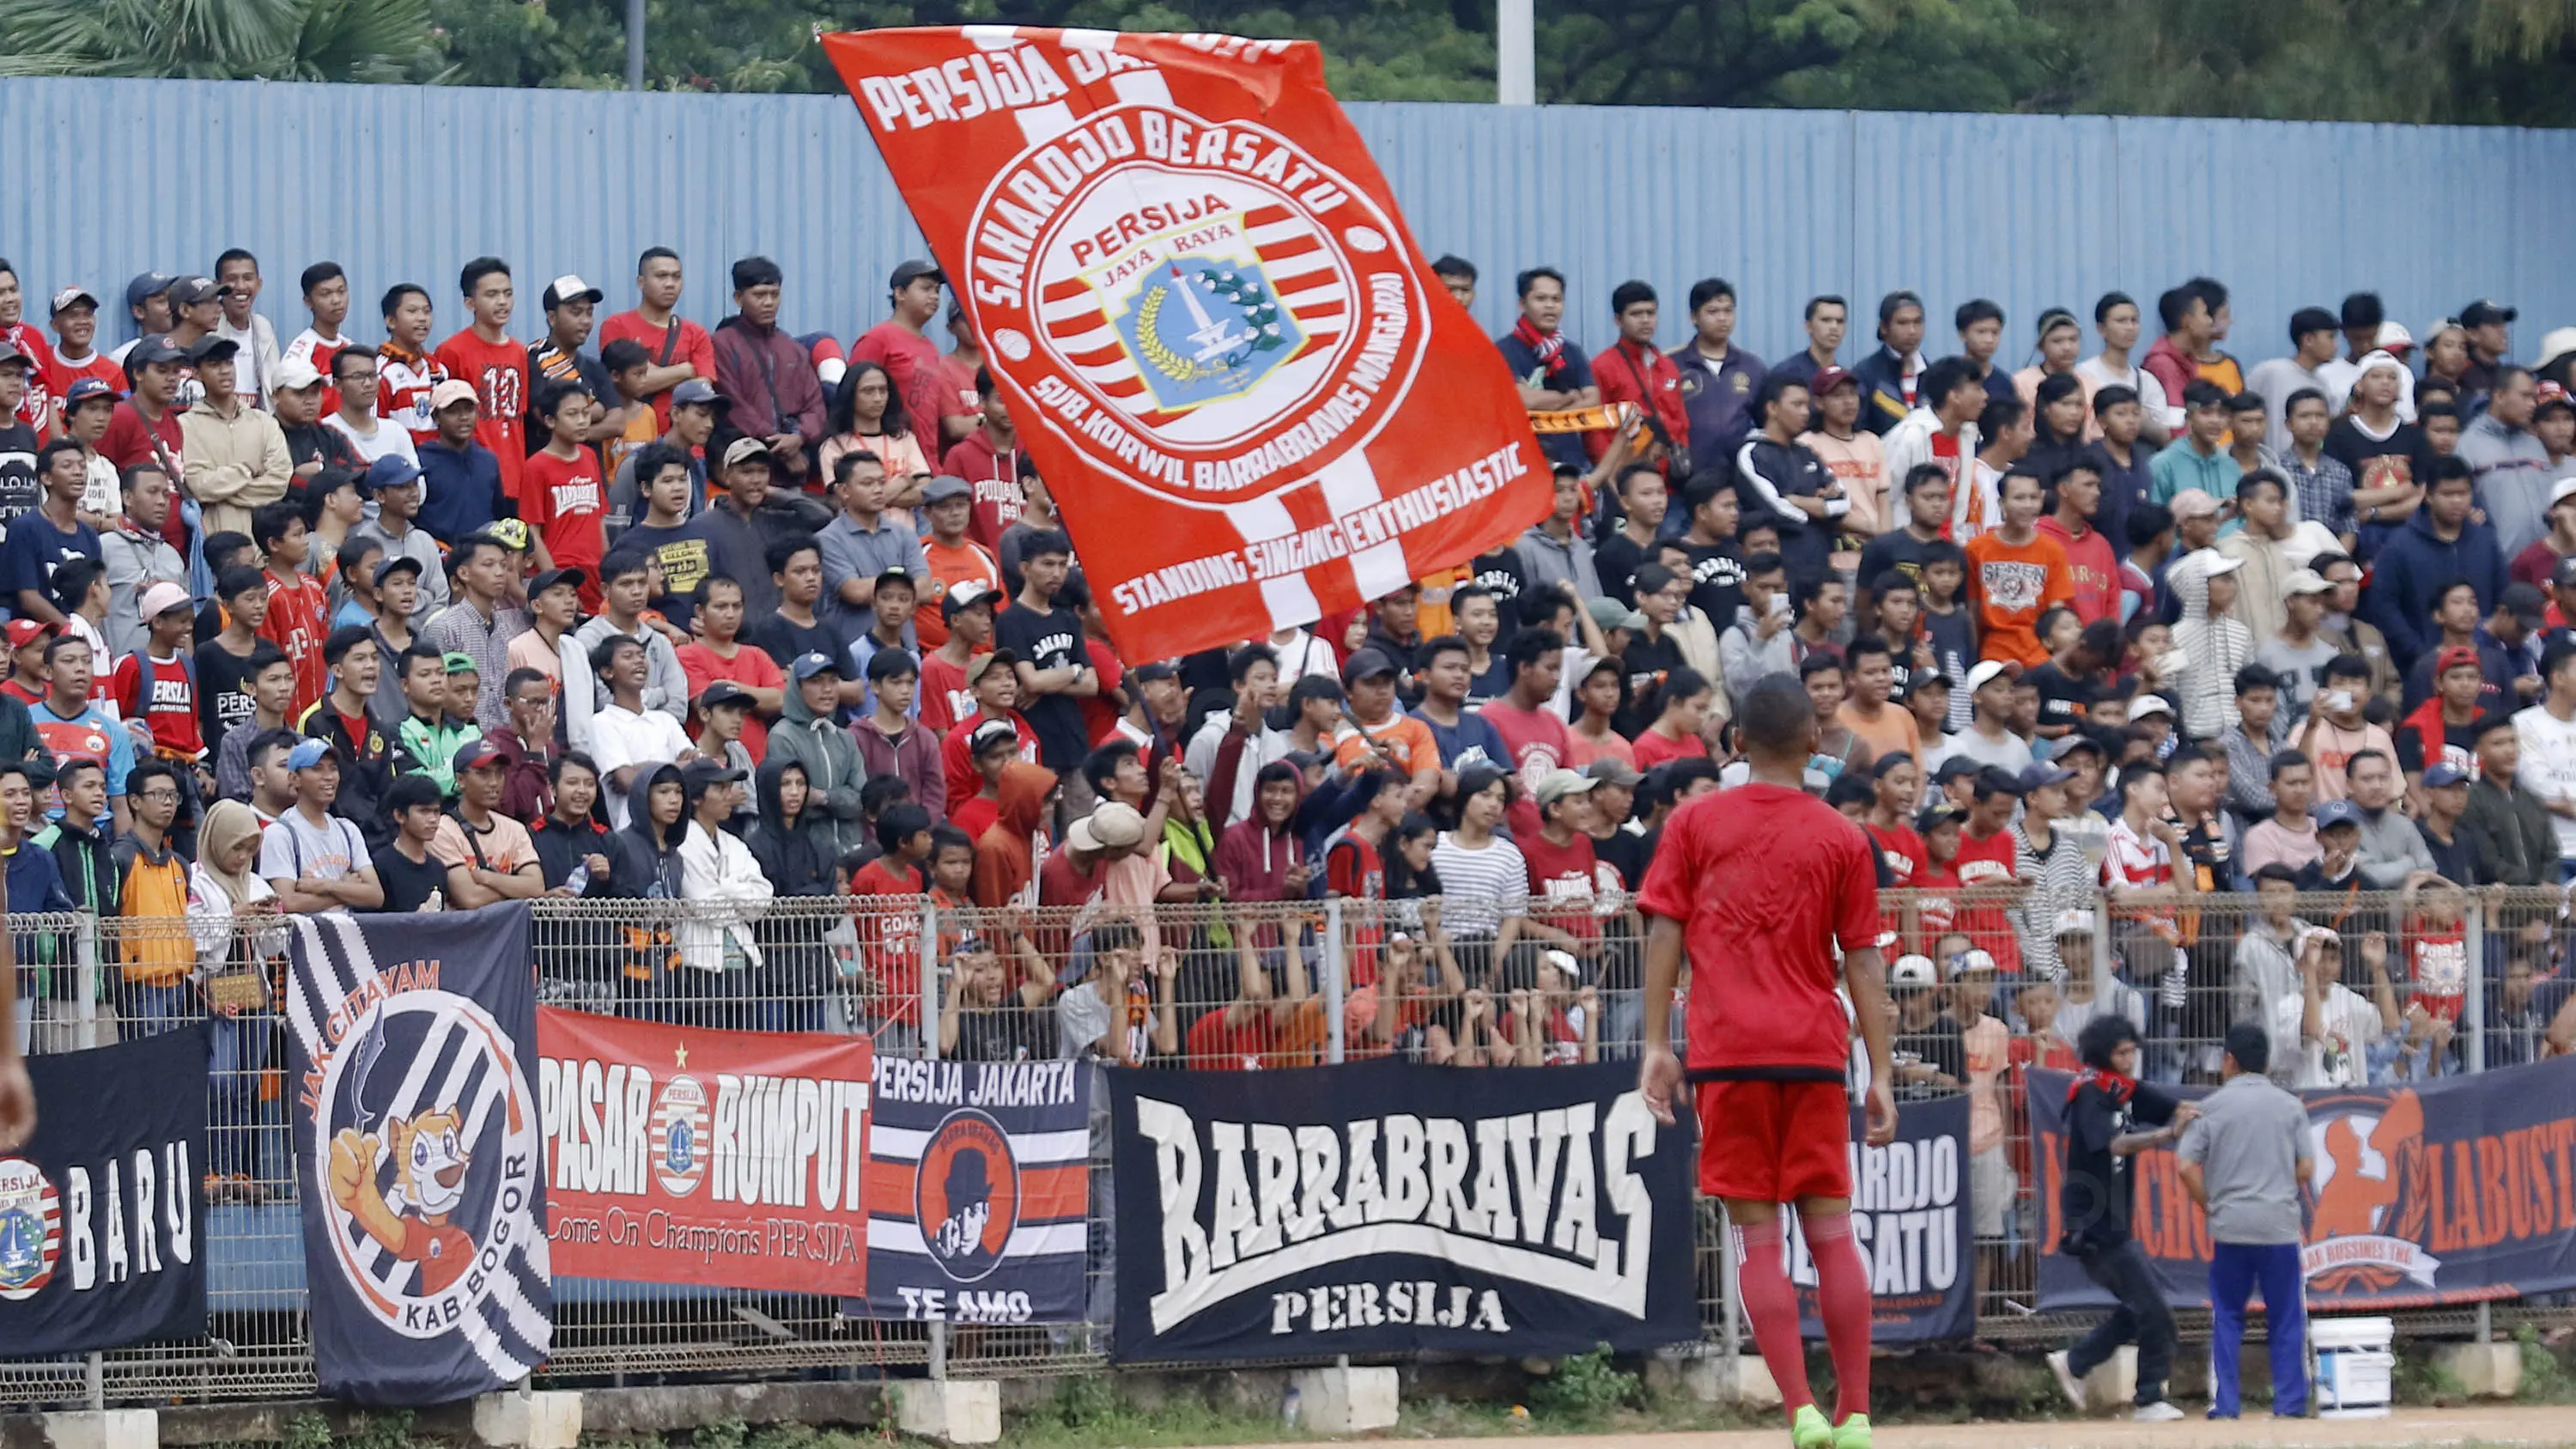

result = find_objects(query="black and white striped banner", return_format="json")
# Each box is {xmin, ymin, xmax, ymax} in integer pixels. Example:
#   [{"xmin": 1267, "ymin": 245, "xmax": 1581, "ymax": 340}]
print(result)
[{"xmin": 287, "ymin": 904, "xmax": 552, "ymax": 1406}]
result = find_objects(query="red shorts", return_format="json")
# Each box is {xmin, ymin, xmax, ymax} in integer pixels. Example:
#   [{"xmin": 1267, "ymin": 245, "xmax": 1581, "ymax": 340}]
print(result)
[
  {"xmin": 1692, "ymin": 1078, "xmax": 1851, "ymax": 1202},
  {"xmin": 2418, "ymin": 991, "xmax": 2463, "ymax": 1023}
]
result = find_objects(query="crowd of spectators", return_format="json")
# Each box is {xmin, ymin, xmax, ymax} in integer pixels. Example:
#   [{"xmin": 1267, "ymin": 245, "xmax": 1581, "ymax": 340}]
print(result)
[{"xmin": 2, "ymin": 249, "xmax": 2574, "ymax": 1206}]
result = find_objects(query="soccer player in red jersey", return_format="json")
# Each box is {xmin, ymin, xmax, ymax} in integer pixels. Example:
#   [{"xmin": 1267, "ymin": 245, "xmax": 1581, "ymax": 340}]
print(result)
[{"xmin": 1637, "ymin": 674, "xmax": 1895, "ymax": 1449}]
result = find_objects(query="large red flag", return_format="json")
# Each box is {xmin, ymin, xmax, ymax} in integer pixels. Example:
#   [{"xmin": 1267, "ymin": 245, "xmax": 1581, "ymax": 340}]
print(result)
[{"xmin": 823, "ymin": 27, "xmax": 1552, "ymax": 662}]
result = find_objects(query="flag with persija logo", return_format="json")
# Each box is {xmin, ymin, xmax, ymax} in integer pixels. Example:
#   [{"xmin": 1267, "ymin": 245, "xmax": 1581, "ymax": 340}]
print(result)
[{"xmin": 824, "ymin": 27, "xmax": 1551, "ymax": 661}]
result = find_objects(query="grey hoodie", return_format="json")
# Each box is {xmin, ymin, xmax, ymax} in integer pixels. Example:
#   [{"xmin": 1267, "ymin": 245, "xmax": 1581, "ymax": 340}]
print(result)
[
  {"xmin": 767, "ymin": 685, "xmax": 872, "ymax": 862},
  {"xmin": 1716, "ymin": 603, "xmax": 1795, "ymax": 715},
  {"xmin": 2169, "ymin": 548, "xmax": 2252, "ymax": 740},
  {"xmin": 2459, "ymin": 411, "xmax": 2555, "ymax": 562}
]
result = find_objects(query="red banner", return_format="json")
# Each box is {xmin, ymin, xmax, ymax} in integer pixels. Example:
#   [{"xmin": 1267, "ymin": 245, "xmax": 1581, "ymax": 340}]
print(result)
[
  {"xmin": 823, "ymin": 27, "xmax": 1552, "ymax": 661},
  {"xmin": 535, "ymin": 1008, "xmax": 872, "ymax": 1294}
]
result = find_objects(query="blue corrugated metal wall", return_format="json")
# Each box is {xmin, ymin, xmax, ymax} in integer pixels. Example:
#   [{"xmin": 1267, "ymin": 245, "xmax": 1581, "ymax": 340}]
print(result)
[{"xmin": 3, "ymin": 77, "xmax": 2570, "ymax": 368}]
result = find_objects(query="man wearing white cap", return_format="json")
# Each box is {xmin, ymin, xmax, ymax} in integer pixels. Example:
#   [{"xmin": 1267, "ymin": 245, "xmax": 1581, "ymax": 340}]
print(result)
[
  {"xmin": 528, "ymin": 275, "xmax": 627, "ymax": 447},
  {"xmin": 2256, "ymin": 568, "xmax": 2340, "ymax": 717},
  {"xmin": 2169, "ymin": 549, "xmax": 2251, "ymax": 739},
  {"xmin": 2324, "ymin": 350, "xmax": 2436, "ymax": 539},
  {"xmin": 1948, "ymin": 660, "xmax": 2034, "ymax": 775}
]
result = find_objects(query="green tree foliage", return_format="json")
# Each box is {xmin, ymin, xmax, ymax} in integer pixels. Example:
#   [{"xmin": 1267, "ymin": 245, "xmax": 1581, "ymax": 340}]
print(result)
[
  {"xmin": 16, "ymin": 0, "xmax": 2576, "ymax": 126},
  {"xmin": 0, "ymin": 0, "xmax": 440, "ymax": 80}
]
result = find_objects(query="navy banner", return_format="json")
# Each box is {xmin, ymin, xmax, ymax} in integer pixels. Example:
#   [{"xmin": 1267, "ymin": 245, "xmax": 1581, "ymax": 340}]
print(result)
[
  {"xmin": 0, "ymin": 1028, "xmax": 208, "ymax": 1355},
  {"xmin": 2029, "ymin": 1058, "xmax": 2576, "ymax": 1312},
  {"xmin": 289, "ymin": 906, "xmax": 552, "ymax": 1405},
  {"xmin": 859, "ymin": 1056, "xmax": 1089, "ymax": 1324},
  {"xmin": 1110, "ymin": 1059, "xmax": 1696, "ymax": 1361},
  {"xmin": 1788, "ymin": 1093, "xmax": 1974, "ymax": 1342}
]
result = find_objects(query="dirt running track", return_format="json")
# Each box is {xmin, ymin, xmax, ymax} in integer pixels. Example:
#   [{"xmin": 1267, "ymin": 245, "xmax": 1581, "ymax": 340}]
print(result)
[{"xmin": 1192, "ymin": 1405, "xmax": 2576, "ymax": 1448}]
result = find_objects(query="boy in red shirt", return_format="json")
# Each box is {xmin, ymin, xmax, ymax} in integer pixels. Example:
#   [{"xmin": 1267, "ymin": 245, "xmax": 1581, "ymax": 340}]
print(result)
[
  {"xmin": 520, "ymin": 379, "xmax": 609, "ymax": 605},
  {"xmin": 1637, "ymin": 674, "xmax": 1892, "ymax": 1449},
  {"xmin": 1951, "ymin": 768, "xmax": 2027, "ymax": 972},
  {"xmin": 251, "ymin": 502, "xmax": 329, "ymax": 718},
  {"xmin": 106, "ymin": 581, "xmax": 204, "ymax": 762},
  {"xmin": 848, "ymin": 802, "xmax": 936, "ymax": 1037},
  {"xmin": 1519, "ymin": 769, "xmax": 1610, "ymax": 957},
  {"xmin": 434, "ymin": 257, "xmax": 527, "ymax": 497}
]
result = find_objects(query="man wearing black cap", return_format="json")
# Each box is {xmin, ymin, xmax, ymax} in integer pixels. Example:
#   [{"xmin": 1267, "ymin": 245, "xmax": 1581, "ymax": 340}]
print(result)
[
  {"xmin": 2460, "ymin": 299, "xmax": 2517, "ymax": 399},
  {"xmin": 99, "ymin": 335, "xmax": 187, "ymax": 478},
  {"xmin": 1330, "ymin": 647, "xmax": 1439, "ymax": 809},
  {"xmin": 177, "ymin": 335, "xmax": 291, "ymax": 540},
  {"xmin": 854, "ymin": 260, "xmax": 975, "ymax": 448},
  {"xmin": 107, "ymin": 274, "xmax": 174, "ymax": 369}
]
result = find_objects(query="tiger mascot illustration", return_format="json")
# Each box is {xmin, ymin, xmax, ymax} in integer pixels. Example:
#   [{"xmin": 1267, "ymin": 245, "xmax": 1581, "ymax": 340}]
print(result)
[{"xmin": 329, "ymin": 1108, "xmax": 477, "ymax": 1294}]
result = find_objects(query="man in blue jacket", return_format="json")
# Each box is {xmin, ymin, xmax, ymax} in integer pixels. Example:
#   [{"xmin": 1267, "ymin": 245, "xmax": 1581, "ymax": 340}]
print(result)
[{"xmin": 2367, "ymin": 458, "xmax": 2504, "ymax": 669}]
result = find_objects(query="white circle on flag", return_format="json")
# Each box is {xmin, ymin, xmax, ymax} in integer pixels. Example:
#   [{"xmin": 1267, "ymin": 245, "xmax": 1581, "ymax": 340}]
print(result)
[
  {"xmin": 993, "ymin": 328, "xmax": 1032, "ymax": 362},
  {"xmin": 1343, "ymin": 225, "xmax": 1387, "ymax": 253}
]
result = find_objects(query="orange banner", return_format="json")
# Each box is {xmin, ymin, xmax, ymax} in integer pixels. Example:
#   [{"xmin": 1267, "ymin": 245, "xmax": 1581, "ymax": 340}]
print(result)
[{"xmin": 823, "ymin": 27, "xmax": 1552, "ymax": 661}]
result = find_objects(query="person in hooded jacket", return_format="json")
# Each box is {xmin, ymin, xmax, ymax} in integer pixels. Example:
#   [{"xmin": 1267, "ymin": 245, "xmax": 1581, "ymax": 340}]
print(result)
[
  {"xmin": 2171, "ymin": 549, "xmax": 2254, "ymax": 740},
  {"xmin": 608, "ymin": 762, "xmax": 687, "ymax": 1017},
  {"xmin": 770, "ymin": 652, "xmax": 873, "ymax": 862},
  {"xmin": 970, "ymin": 759, "xmax": 1057, "ymax": 910},
  {"xmin": 749, "ymin": 758, "xmax": 838, "ymax": 1026},
  {"xmin": 1214, "ymin": 760, "xmax": 1310, "ymax": 904}
]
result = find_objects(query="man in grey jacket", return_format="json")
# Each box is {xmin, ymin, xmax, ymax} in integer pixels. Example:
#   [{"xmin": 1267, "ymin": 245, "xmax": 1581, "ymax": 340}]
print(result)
[
  {"xmin": 1514, "ymin": 463, "xmax": 1603, "ymax": 601},
  {"xmin": 2460, "ymin": 368, "xmax": 2553, "ymax": 561},
  {"xmin": 2348, "ymin": 749, "xmax": 2436, "ymax": 888},
  {"xmin": 2230, "ymin": 866, "xmax": 2315, "ymax": 1081},
  {"xmin": 1715, "ymin": 551, "xmax": 1795, "ymax": 715},
  {"xmin": 2179, "ymin": 1021, "xmax": 2313, "ymax": 1420}
]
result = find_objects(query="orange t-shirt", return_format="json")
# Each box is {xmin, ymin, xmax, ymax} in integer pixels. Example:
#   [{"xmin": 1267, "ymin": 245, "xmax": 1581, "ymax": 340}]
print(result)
[
  {"xmin": 1332, "ymin": 714, "xmax": 1439, "ymax": 780},
  {"xmin": 1964, "ymin": 529, "xmax": 2072, "ymax": 667},
  {"xmin": 916, "ymin": 537, "xmax": 1007, "ymax": 650}
]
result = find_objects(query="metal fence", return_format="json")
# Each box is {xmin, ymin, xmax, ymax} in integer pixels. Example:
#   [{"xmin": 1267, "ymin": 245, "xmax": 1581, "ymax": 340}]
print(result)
[{"xmin": 1, "ymin": 882, "xmax": 2566, "ymax": 1408}]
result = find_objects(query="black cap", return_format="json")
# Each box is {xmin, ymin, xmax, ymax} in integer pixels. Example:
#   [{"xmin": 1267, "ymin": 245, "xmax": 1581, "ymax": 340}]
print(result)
[
  {"xmin": 698, "ymin": 679, "xmax": 756, "ymax": 711},
  {"xmin": 125, "ymin": 336, "xmax": 186, "ymax": 368},
  {"xmin": 890, "ymin": 259, "xmax": 945, "ymax": 290},
  {"xmin": 1340, "ymin": 647, "xmax": 1398, "ymax": 684},
  {"xmin": 373, "ymin": 554, "xmax": 426, "ymax": 588},
  {"xmin": 185, "ymin": 333, "xmax": 240, "ymax": 365},
  {"xmin": 528, "ymin": 566, "xmax": 586, "ymax": 600},
  {"xmin": 2461, "ymin": 299, "xmax": 2518, "ymax": 327},
  {"xmin": 1133, "ymin": 660, "xmax": 1180, "ymax": 684},
  {"xmin": 682, "ymin": 758, "xmax": 748, "ymax": 792}
]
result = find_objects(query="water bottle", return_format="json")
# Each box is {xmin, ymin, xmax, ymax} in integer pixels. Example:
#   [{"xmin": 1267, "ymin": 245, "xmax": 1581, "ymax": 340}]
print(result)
[
  {"xmin": 1282, "ymin": 1384, "xmax": 1302, "ymax": 1428},
  {"xmin": 566, "ymin": 859, "xmax": 591, "ymax": 893},
  {"xmin": 423, "ymin": 888, "xmax": 445, "ymax": 913}
]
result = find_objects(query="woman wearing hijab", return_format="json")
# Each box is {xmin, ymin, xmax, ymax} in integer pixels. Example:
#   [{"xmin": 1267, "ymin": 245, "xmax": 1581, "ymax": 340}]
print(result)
[{"xmin": 187, "ymin": 799, "xmax": 292, "ymax": 1202}]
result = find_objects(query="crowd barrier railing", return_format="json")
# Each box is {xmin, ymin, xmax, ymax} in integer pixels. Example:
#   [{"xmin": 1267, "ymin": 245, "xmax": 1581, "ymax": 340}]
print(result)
[{"xmin": 0, "ymin": 882, "xmax": 2567, "ymax": 1406}]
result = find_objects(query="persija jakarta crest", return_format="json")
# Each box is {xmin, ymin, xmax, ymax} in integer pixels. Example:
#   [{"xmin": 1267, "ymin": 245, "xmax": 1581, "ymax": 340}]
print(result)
[{"xmin": 829, "ymin": 27, "xmax": 1552, "ymax": 661}]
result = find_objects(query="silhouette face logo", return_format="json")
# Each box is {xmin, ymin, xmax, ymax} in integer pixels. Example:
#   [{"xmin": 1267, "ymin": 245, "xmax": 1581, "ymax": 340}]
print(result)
[{"xmin": 916, "ymin": 1109, "xmax": 1018, "ymax": 1284}]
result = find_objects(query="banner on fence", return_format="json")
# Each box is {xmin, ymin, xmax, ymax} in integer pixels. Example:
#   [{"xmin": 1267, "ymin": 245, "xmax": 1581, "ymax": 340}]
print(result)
[
  {"xmin": 288, "ymin": 905, "xmax": 551, "ymax": 1406},
  {"xmin": 859, "ymin": 1056, "xmax": 1090, "ymax": 1324},
  {"xmin": 1785, "ymin": 1093, "xmax": 1974, "ymax": 1342},
  {"xmin": 1109, "ymin": 1058, "xmax": 1695, "ymax": 1361},
  {"xmin": 2029, "ymin": 1057, "xmax": 2576, "ymax": 1311},
  {"xmin": 536, "ymin": 1008, "xmax": 873, "ymax": 1294},
  {"xmin": 0, "ymin": 1027, "xmax": 207, "ymax": 1356},
  {"xmin": 822, "ymin": 27, "xmax": 1552, "ymax": 662}
]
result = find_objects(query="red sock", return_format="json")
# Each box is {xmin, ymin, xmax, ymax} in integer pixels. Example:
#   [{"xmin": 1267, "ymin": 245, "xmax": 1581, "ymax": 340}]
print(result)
[
  {"xmin": 1802, "ymin": 1209, "xmax": 1871, "ymax": 1422},
  {"xmin": 1731, "ymin": 1216, "xmax": 1814, "ymax": 1415}
]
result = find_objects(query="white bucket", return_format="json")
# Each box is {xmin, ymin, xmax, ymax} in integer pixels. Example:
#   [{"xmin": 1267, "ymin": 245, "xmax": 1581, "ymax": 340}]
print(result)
[{"xmin": 2311, "ymin": 1315, "xmax": 2395, "ymax": 1418}]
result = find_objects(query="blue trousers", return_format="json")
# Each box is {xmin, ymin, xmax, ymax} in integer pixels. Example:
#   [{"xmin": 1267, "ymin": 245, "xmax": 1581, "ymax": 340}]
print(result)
[{"xmin": 2210, "ymin": 1240, "xmax": 2307, "ymax": 1417}]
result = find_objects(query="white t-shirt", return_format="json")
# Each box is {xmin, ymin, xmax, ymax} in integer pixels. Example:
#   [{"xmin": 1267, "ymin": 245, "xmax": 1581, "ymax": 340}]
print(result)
[
  {"xmin": 2512, "ymin": 703, "xmax": 2576, "ymax": 859},
  {"xmin": 324, "ymin": 411, "xmax": 420, "ymax": 467},
  {"xmin": 2273, "ymin": 983, "xmax": 2381, "ymax": 1088},
  {"xmin": 258, "ymin": 807, "xmax": 373, "ymax": 914},
  {"xmin": 591, "ymin": 704, "xmax": 694, "ymax": 828},
  {"xmin": 2075, "ymin": 356, "xmax": 2176, "ymax": 432}
]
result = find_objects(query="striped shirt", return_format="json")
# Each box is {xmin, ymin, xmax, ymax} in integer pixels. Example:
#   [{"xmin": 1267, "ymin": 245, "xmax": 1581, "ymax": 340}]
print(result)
[
  {"xmin": 2014, "ymin": 819, "xmax": 2095, "ymax": 980},
  {"xmin": 1430, "ymin": 833, "xmax": 1529, "ymax": 939},
  {"xmin": 2268, "ymin": 447, "xmax": 2356, "ymax": 539}
]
